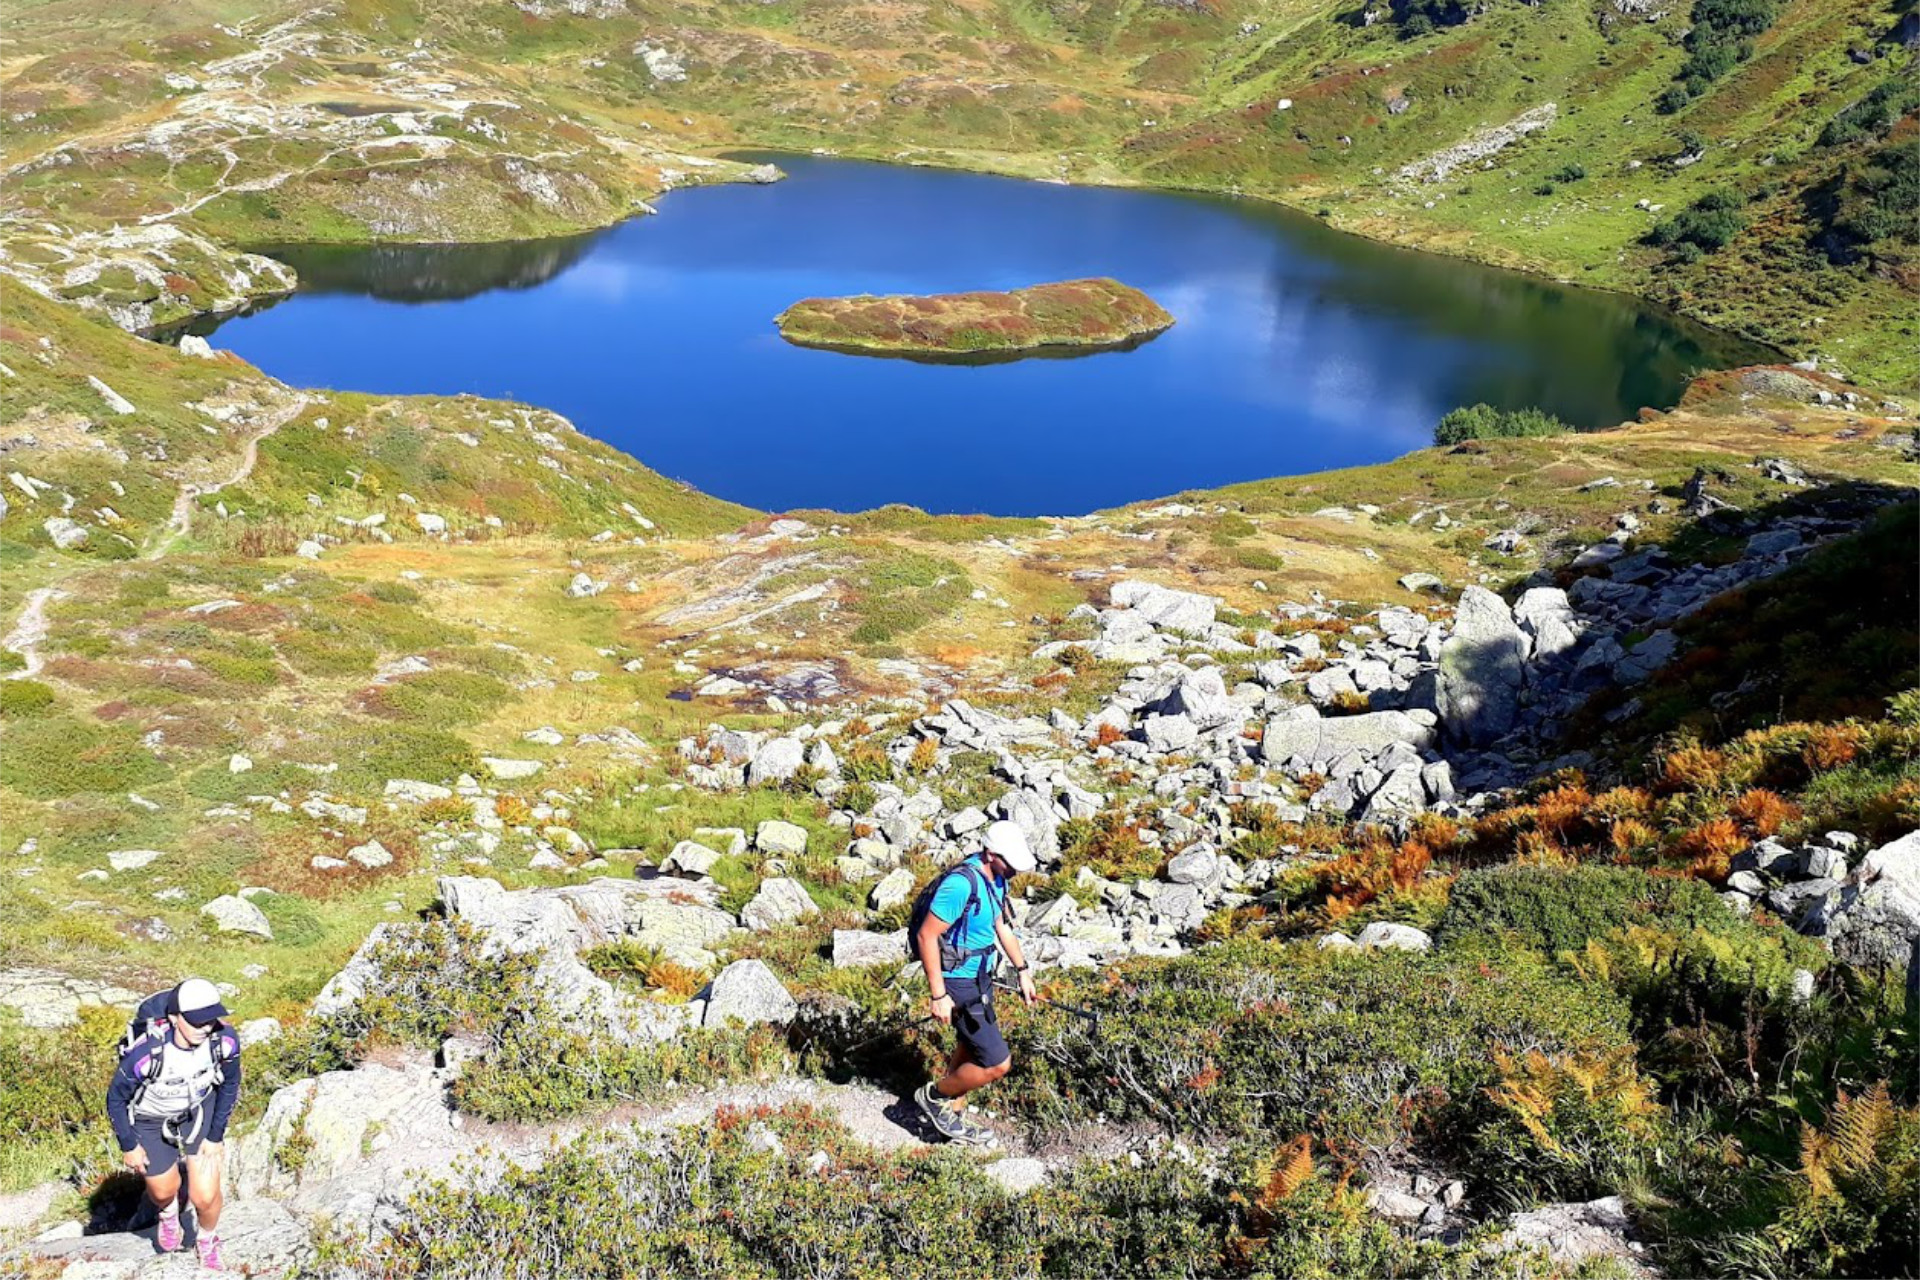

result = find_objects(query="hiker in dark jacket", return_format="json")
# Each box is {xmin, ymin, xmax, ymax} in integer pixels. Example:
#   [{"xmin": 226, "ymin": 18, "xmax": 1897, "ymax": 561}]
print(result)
[
  {"xmin": 106, "ymin": 977, "xmax": 241, "ymax": 1270},
  {"xmin": 912, "ymin": 820, "xmax": 1038, "ymax": 1146}
]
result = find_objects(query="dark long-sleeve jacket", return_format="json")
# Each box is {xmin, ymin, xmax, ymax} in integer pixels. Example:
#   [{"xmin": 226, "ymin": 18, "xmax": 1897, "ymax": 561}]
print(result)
[{"xmin": 105, "ymin": 992, "xmax": 242, "ymax": 1151}]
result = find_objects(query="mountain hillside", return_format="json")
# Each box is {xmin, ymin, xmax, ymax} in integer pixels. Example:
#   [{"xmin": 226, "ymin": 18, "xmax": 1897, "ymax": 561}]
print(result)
[{"xmin": 1, "ymin": 1, "xmax": 1917, "ymax": 1277}]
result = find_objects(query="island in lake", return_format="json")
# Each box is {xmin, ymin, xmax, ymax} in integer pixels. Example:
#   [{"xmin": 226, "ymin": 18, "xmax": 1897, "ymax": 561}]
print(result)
[{"xmin": 774, "ymin": 277, "xmax": 1174, "ymax": 361}]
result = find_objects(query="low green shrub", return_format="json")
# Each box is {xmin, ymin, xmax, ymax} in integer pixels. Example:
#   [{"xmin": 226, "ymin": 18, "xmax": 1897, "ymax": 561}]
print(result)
[
  {"xmin": 0, "ymin": 1006, "xmax": 123, "ymax": 1191},
  {"xmin": 0, "ymin": 715, "xmax": 167, "ymax": 798},
  {"xmin": 0, "ymin": 679, "xmax": 57, "ymax": 718},
  {"xmin": 326, "ymin": 1104, "xmax": 1595, "ymax": 1280},
  {"xmin": 992, "ymin": 940, "xmax": 1634, "ymax": 1152},
  {"xmin": 1647, "ymin": 190, "xmax": 1748, "ymax": 258},
  {"xmin": 1441, "ymin": 865, "xmax": 1741, "ymax": 957},
  {"xmin": 1433, "ymin": 404, "xmax": 1570, "ymax": 446}
]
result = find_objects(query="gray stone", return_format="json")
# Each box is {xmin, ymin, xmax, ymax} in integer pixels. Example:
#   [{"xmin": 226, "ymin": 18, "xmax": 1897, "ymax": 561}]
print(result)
[
  {"xmin": 747, "ymin": 737, "xmax": 806, "ymax": 787},
  {"xmin": 1512, "ymin": 587, "xmax": 1579, "ymax": 663},
  {"xmin": 1614, "ymin": 630, "xmax": 1679, "ymax": 684},
  {"xmin": 1436, "ymin": 586, "xmax": 1527, "ymax": 746},
  {"xmin": 741, "ymin": 877, "xmax": 818, "ymax": 932},
  {"xmin": 1141, "ymin": 714, "xmax": 1199, "ymax": 753},
  {"xmin": 1165, "ymin": 844, "xmax": 1220, "ymax": 885},
  {"xmin": 702, "ymin": 959, "xmax": 797, "ymax": 1027},
  {"xmin": 1495, "ymin": 1196, "xmax": 1649, "ymax": 1277},
  {"xmin": 1800, "ymin": 846, "xmax": 1847, "ymax": 880},
  {"xmin": 1161, "ymin": 666, "xmax": 1236, "ymax": 727},
  {"xmin": 1304, "ymin": 666, "xmax": 1359, "ymax": 705},
  {"xmin": 202, "ymin": 894, "xmax": 273, "ymax": 939},
  {"xmin": 1801, "ymin": 830, "xmax": 1920, "ymax": 971},
  {"xmin": 107, "ymin": 849, "xmax": 167, "ymax": 872},
  {"xmin": 1360, "ymin": 763, "xmax": 1428, "ymax": 823},
  {"xmin": 832, "ymin": 929, "xmax": 908, "ymax": 968},
  {"xmin": 1110, "ymin": 580, "xmax": 1218, "ymax": 633},
  {"xmin": 1355, "ymin": 922, "xmax": 1431, "ymax": 952},
  {"xmin": 755, "ymin": 819, "xmax": 809, "ymax": 856},
  {"xmin": 870, "ymin": 867, "xmax": 916, "ymax": 911},
  {"xmin": 1260, "ymin": 709, "xmax": 1434, "ymax": 764},
  {"xmin": 346, "ymin": 840, "xmax": 392, "ymax": 869},
  {"xmin": 983, "ymin": 1157, "xmax": 1049, "ymax": 1194},
  {"xmin": 480, "ymin": 756, "xmax": 543, "ymax": 781},
  {"xmin": 663, "ymin": 840, "xmax": 723, "ymax": 877},
  {"xmin": 632, "ymin": 899, "xmax": 736, "ymax": 967}
]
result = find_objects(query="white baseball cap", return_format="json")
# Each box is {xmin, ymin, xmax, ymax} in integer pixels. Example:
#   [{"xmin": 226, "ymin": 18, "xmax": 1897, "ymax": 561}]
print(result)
[
  {"xmin": 982, "ymin": 820, "xmax": 1037, "ymax": 873},
  {"xmin": 169, "ymin": 977, "xmax": 228, "ymax": 1025}
]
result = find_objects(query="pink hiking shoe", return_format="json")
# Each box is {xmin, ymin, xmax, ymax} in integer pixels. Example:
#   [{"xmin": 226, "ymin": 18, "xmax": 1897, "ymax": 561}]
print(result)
[
  {"xmin": 196, "ymin": 1232, "xmax": 226, "ymax": 1271},
  {"xmin": 156, "ymin": 1209, "xmax": 183, "ymax": 1253}
]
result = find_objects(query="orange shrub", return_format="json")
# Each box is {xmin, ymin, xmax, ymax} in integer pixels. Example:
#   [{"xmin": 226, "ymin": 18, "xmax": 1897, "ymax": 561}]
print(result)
[
  {"xmin": 908, "ymin": 737, "xmax": 939, "ymax": 774},
  {"xmin": 1729, "ymin": 788, "xmax": 1801, "ymax": 836},
  {"xmin": 1660, "ymin": 740, "xmax": 1730, "ymax": 793},
  {"xmin": 1677, "ymin": 817, "xmax": 1745, "ymax": 879},
  {"xmin": 1803, "ymin": 724, "xmax": 1863, "ymax": 771},
  {"xmin": 1092, "ymin": 722, "xmax": 1128, "ymax": 748}
]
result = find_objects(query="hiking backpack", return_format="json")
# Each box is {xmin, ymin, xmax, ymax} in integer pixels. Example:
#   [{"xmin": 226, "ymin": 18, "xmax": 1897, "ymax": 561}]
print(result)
[{"xmin": 904, "ymin": 861, "xmax": 1002, "ymax": 978}]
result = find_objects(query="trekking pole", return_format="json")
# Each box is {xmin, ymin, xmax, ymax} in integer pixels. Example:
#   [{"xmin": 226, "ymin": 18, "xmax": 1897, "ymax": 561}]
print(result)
[{"xmin": 993, "ymin": 980, "xmax": 1100, "ymax": 1027}]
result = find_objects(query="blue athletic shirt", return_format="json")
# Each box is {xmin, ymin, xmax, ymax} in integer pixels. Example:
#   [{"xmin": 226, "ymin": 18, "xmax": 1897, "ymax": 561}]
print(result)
[{"xmin": 929, "ymin": 855, "xmax": 1008, "ymax": 980}]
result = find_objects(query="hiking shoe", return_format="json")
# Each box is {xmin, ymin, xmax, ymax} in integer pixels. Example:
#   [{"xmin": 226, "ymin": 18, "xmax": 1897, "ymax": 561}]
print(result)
[
  {"xmin": 157, "ymin": 1210, "xmax": 183, "ymax": 1253},
  {"xmin": 948, "ymin": 1113, "xmax": 1000, "ymax": 1148},
  {"xmin": 197, "ymin": 1232, "xmax": 225, "ymax": 1271},
  {"xmin": 914, "ymin": 1083, "xmax": 969, "ymax": 1142}
]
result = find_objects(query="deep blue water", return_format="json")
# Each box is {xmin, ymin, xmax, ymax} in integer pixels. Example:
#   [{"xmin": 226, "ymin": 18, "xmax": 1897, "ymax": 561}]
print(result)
[{"xmin": 199, "ymin": 155, "xmax": 1770, "ymax": 516}]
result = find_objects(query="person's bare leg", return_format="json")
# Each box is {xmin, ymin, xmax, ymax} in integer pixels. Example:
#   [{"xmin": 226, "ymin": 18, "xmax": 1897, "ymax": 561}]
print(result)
[
  {"xmin": 145, "ymin": 1166, "xmax": 182, "ymax": 1214},
  {"xmin": 184, "ymin": 1147, "xmax": 223, "ymax": 1233},
  {"xmin": 936, "ymin": 1042, "xmax": 1010, "ymax": 1105}
]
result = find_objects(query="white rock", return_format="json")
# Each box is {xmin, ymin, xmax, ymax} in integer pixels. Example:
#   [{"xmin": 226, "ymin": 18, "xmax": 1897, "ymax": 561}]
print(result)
[{"xmin": 202, "ymin": 895, "xmax": 273, "ymax": 938}]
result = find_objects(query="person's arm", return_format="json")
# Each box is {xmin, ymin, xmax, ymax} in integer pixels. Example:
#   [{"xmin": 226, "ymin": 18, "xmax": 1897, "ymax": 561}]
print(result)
[
  {"xmin": 204, "ymin": 1029, "xmax": 241, "ymax": 1143},
  {"xmin": 995, "ymin": 915, "xmax": 1037, "ymax": 1005},
  {"xmin": 106, "ymin": 1043, "xmax": 144, "ymax": 1156},
  {"xmin": 917, "ymin": 910, "xmax": 955, "ymax": 1024}
]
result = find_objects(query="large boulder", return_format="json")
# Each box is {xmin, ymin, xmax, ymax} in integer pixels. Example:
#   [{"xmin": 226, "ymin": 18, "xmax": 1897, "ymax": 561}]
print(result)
[
  {"xmin": 702, "ymin": 959, "xmax": 797, "ymax": 1027},
  {"xmin": 1436, "ymin": 586, "xmax": 1527, "ymax": 746},
  {"xmin": 203, "ymin": 895, "xmax": 273, "ymax": 939},
  {"xmin": 1800, "ymin": 830, "xmax": 1920, "ymax": 974},
  {"xmin": 631, "ymin": 899, "xmax": 737, "ymax": 968},
  {"xmin": 832, "ymin": 929, "xmax": 908, "ymax": 969},
  {"xmin": 746, "ymin": 737, "xmax": 806, "ymax": 787},
  {"xmin": 232, "ymin": 1060, "xmax": 448, "ymax": 1197},
  {"xmin": 740, "ymin": 877, "xmax": 818, "ymax": 932},
  {"xmin": 1260, "ymin": 708, "xmax": 1435, "ymax": 765},
  {"xmin": 1512, "ymin": 587, "xmax": 1580, "ymax": 663},
  {"xmin": 1158, "ymin": 667, "xmax": 1236, "ymax": 728},
  {"xmin": 1109, "ymin": 580, "xmax": 1218, "ymax": 634}
]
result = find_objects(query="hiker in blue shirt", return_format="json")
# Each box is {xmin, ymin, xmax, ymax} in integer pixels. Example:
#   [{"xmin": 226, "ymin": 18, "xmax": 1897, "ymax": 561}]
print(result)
[{"xmin": 912, "ymin": 820, "xmax": 1038, "ymax": 1146}]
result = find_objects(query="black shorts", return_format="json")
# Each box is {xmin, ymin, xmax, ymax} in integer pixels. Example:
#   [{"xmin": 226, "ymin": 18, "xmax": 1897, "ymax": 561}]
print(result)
[
  {"xmin": 131, "ymin": 1110, "xmax": 208, "ymax": 1177},
  {"xmin": 945, "ymin": 977, "xmax": 1009, "ymax": 1070}
]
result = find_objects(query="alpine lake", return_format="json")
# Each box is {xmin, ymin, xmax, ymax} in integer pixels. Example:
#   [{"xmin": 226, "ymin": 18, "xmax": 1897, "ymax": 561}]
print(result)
[{"xmin": 193, "ymin": 154, "xmax": 1773, "ymax": 517}]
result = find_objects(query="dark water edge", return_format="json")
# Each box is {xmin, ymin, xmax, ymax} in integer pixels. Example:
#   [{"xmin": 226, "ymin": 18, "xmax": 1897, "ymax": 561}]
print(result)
[{"xmin": 187, "ymin": 155, "xmax": 1779, "ymax": 516}]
